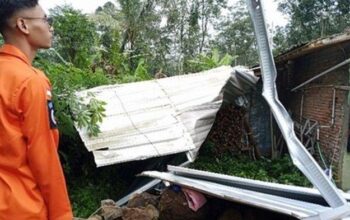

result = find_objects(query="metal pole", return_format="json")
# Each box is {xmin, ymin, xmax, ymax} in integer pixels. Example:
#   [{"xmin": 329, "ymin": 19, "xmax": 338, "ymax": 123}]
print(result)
[
  {"xmin": 246, "ymin": 0, "xmax": 349, "ymax": 210},
  {"xmin": 331, "ymin": 88, "xmax": 336, "ymax": 126}
]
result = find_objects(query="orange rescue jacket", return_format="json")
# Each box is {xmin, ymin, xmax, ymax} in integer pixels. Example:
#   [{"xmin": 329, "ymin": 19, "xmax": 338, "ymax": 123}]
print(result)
[{"xmin": 0, "ymin": 44, "xmax": 73, "ymax": 220}]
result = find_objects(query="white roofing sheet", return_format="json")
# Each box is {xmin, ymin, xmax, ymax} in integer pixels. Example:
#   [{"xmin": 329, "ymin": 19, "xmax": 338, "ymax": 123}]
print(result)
[
  {"xmin": 141, "ymin": 171, "xmax": 331, "ymax": 219},
  {"xmin": 76, "ymin": 66, "xmax": 258, "ymax": 167}
]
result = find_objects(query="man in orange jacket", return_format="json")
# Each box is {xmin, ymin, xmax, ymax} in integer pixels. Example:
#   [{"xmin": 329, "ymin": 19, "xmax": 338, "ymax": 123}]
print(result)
[{"xmin": 0, "ymin": 1, "xmax": 73, "ymax": 219}]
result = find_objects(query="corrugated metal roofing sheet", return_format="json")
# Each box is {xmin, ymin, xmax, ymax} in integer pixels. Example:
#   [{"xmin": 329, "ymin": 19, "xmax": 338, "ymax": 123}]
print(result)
[
  {"xmin": 76, "ymin": 66, "xmax": 258, "ymax": 167},
  {"xmin": 275, "ymin": 32, "xmax": 350, "ymax": 63},
  {"xmin": 167, "ymin": 165, "xmax": 350, "ymax": 204},
  {"xmin": 140, "ymin": 170, "xmax": 333, "ymax": 219},
  {"xmin": 252, "ymin": 32, "xmax": 350, "ymax": 74}
]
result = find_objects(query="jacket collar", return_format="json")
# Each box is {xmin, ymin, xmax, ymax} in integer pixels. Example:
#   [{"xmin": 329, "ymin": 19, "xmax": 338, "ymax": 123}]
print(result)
[{"xmin": 0, "ymin": 44, "xmax": 30, "ymax": 65}]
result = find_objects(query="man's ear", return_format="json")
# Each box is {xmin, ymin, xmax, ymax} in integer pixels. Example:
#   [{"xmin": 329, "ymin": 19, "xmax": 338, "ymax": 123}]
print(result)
[{"xmin": 16, "ymin": 18, "xmax": 30, "ymax": 35}]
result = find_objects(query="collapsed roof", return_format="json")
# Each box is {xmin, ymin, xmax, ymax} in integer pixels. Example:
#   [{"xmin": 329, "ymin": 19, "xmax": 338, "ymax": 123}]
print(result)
[{"xmin": 76, "ymin": 66, "xmax": 258, "ymax": 167}]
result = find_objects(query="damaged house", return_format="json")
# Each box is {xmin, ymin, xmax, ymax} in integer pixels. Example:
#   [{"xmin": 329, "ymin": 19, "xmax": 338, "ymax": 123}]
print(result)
[
  {"xmin": 76, "ymin": 32, "xmax": 350, "ymax": 191},
  {"xmin": 201, "ymin": 32, "xmax": 350, "ymax": 191},
  {"xmin": 73, "ymin": 0, "xmax": 350, "ymax": 217},
  {"xmin": 266, "ymin": 32, "xmax": 350, "ymax": 190}
]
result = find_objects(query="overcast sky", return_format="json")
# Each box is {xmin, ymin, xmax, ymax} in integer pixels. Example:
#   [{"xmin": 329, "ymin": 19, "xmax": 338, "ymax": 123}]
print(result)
[{"xmin": 40, "ymin": 0, "xmax": 288, "ymax": 27}]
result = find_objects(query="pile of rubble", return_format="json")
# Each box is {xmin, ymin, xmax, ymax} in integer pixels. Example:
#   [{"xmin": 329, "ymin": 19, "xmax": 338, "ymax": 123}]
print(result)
[
  {"xmin": 76, "ymin": 186, "xmax": 296, "ymax": 220},
  {"xmin": 208, "ymin": 105, "xmax": 259, "ymax": 158}
]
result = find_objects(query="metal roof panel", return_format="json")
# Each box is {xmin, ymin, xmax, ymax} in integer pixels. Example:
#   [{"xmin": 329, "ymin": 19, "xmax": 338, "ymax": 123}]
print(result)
[{"xmin": 76, "ymin": 66, "xmax": 258, "ymax": 167}]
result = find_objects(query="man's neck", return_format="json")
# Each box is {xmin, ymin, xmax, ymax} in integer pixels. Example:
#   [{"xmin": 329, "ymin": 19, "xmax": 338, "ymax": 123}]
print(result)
[{"xmin": 5, "ymin": 38, "xmax": 37, "ymax": 64}]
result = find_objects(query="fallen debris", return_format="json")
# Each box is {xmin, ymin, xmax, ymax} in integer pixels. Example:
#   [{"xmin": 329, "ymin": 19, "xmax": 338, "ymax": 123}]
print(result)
[
  {"xmin": 158, "ymin": 187, "xmax": 209, "ymax": 220},
  {"xmin": 78, "ymin": 185, "xmax": 301, "ymax": 220},
  {"xmin": 100, "ymin": 199, "xmax": 123, "ymax": 220},
  {"xmin": 127, "ymin": 192, "xmax": 159, "ymax": 208},
  {"xmin": 208, "ymin": 105, "xmax": 259, "ymax": 159},
  {"xmin": 122, "ymin": 204, "xmax": 159, "ymax": 220}
]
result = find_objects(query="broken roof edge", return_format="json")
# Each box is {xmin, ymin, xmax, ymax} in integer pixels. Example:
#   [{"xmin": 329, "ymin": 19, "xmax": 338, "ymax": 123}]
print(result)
[
  {"xmin": 167, "ymin": 165, "xmax": 350, "ymax": 203},
  {"xmin": 275, "ymin": 32, "xmax": 350, "ymax": 63},
  {"xmin": 252, "ymin": 31, "xmax": 350, "ymax": 75}
]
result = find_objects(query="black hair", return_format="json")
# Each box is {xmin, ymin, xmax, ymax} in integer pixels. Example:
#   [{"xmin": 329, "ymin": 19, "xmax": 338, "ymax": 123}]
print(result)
[{"xmin": 0, "ymin": 0, "xmax": 38, "ymax": 33}]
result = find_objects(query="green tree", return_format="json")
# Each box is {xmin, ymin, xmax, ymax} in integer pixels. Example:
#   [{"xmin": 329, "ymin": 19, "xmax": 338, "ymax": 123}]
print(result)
[
  {"xmin": 182, "ymin": 0, "xmax": 227, "ymax": 72},
  {"xmin": 87, "ymin": 0, "xmax": 229, "ymax": 76},
  {"xmin": 212, "ymin": 0, "xmax": 258, "ymax": 66},
  {"xmin": 118, "ymin": 0, "xmax": 142, "ymax": 54},
  {"xmin": 182, "ymin": 0, "xmax": 201, "ymax": 73},
  {"xmin": 91, "ymin": 2, "xmax": 129, "ymax": 75},
  {"xmin": 50, "ymin": 5, "xmax": 99, "ymax": 69},
  {"xmin": 129, "ymin": 0, "xmax": 165, "ymax": 75},
  {"xmin": 278, "ymin": 0, "xmax": 350, "ymax": 47},
  {"xmin": 198, "ymin": 0, "xmax": 227, "ymax": 53},
  {"xmin": 273, "ymin": 25, "xmax": 289, "ymax": 56},
  {"xmin": 153, "ymin": 0, "xmax": 228, "ymax": 75},
  {"xmin": 187, "ymin": 48, "xmax": 237, "ymax": 72},
  {"xmin": 156, "ymin": 0, "xmax": 189, "ymax": 74},
  {"xmin": 95, "ymin": 0, "xmax": 163, "ymax": 77}
]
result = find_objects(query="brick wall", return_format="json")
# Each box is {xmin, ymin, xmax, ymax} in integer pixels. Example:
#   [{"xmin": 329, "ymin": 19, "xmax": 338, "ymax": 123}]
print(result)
[{"xmin": 276, "ymin": 42, "xmax": 350, "ymax": 186}]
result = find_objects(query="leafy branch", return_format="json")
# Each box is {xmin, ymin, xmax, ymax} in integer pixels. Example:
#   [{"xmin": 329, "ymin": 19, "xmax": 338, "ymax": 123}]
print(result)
[{"xmin": 69, "ymin": 92, "xmax": 107, "ymax": 137}]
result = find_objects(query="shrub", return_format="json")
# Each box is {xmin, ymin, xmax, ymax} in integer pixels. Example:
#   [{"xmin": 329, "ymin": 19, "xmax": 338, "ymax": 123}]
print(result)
[
  {"xmin": 35, "ymin": 59, "xmax": 111, "ymax": 137},
  {"xmin": 192, "ymin": 142, "xmax": 312, "ymax": 187}
]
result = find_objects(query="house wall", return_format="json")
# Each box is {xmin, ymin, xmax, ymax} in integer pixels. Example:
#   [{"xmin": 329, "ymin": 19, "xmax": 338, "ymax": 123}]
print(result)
[{"xmin": 276, "ymin": 42, "xmax": 350, "ymax": 189}]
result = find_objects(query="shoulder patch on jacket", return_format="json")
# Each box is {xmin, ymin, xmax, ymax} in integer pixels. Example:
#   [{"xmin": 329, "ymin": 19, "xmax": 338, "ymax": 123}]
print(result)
[{"xmin": 47, "ymin": 100, "xmax": 57, "ymax": 129}]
